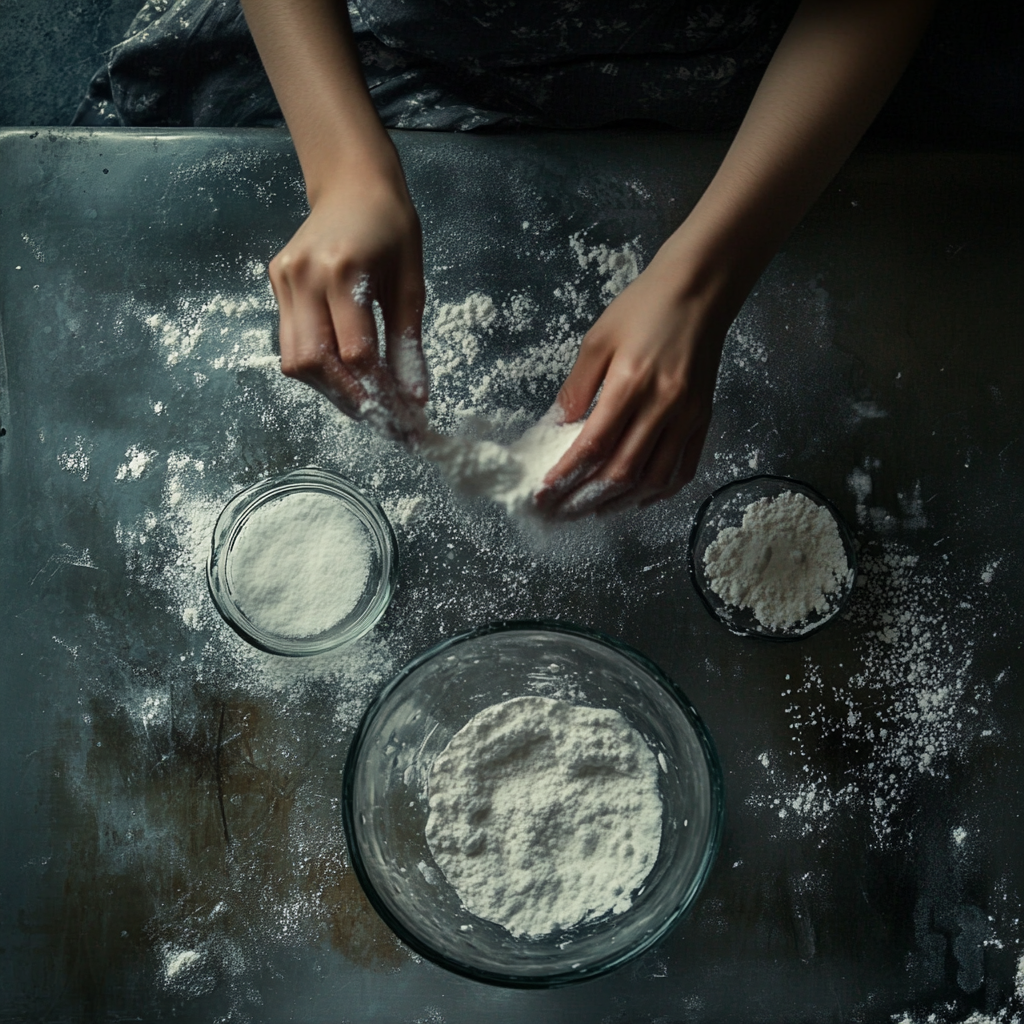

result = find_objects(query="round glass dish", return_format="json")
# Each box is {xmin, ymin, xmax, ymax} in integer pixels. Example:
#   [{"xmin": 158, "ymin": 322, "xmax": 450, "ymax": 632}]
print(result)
[
  {"xmin": 688, "ymin": 474, "xmax": 857, "ymax": 641},
  {"xmin": 342, "ymin": 620, "xmax": 724, "ymax": 988},
  {"xmin": 207, "ymin": 467, "xmax": 397, "ymax": 656}
]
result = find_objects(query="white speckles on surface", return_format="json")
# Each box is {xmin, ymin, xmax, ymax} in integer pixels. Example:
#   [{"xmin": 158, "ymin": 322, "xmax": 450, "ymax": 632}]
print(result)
[
  {"xmin": 568, "ymin": 231, "xmax": 641, "ymax": 299},
  {"xmin": 981, "ymin": 559, "xmax": 1001, "ymax": 585},
  {"xmin": 115, "ymin": 445, "xmax": 157, "ymax": 481},
  {"xmin": 57, "ymin": 435, "xmax": 91, "ymax": 481}
]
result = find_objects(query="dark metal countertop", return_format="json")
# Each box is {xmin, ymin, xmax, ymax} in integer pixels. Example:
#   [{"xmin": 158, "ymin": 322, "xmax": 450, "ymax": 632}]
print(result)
[{"xmin": 1, "ymin": 127, "xmax": 1022, "ymax": 1023}]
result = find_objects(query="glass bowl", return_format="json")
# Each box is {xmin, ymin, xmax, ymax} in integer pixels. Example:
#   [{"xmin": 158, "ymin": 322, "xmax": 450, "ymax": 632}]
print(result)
[
  {"xmin": 688, "ymin": 474, "xmax": 857, "ymax": 641},
  {"xmin": 342, "ymin": 621, "xmax": 724, "ymax": 987},
  {"xmin": 207, "ymin": 467, "xmax": 397, "ymax": 656}
]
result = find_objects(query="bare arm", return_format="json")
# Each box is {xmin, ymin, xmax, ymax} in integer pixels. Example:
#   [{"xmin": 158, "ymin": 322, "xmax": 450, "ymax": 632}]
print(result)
[
  {"xmin": 241, "ymin": 0, "xmax": 428, "ymax": 440},
  {"xmin": 538, "ymin": 0, "xmax": 937, "ymax": 517}
]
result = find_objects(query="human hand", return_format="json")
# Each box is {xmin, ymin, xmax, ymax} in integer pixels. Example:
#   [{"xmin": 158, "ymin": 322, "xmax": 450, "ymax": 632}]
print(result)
[
  {"xmin": 534, "ymin": 253, "xmax": 728, "ymax": 519},
  {"xmin": 269, "ymin": 159, "xmax": 428, "ymax": 443}
]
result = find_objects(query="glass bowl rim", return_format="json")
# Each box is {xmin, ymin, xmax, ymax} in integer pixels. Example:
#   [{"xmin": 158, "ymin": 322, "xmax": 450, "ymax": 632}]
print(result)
[
  {"xmin": 687, "ymin": 473, "xmax": 858, "ymax": 643},
  {"xmin": 206, "ymin": 466, "xmax": 398, "ymax": 657},
  {"xmin": 341, "ymin": 618, "xmax": 726, "ymax": 988}
]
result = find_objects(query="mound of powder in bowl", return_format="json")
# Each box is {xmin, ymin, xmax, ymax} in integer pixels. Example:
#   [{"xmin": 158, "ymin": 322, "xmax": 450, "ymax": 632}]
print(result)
[
  {"xmin": 425, "ymin": 695, "xmax": 663, "ymax": 938},
  {"xmin": 227, "ymin": 491, "xmax": 371, "ymax": 638},
  {"xmin": 702, "ymin": 489, "xmax": 851, "ymax": 631}
]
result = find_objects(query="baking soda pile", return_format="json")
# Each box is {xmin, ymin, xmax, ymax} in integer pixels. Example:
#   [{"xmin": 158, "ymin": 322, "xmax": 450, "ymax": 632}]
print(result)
[
  {"xmin": 425, "ymin": 696, "xmax": 663, "ymax": 937},
  {"xmin": 703, "ymin": 490, "xmax": 851, "ymax": 631},
  {"xmin": 227, "ymin": 491, "xmax": 371, "ymax": 638}
]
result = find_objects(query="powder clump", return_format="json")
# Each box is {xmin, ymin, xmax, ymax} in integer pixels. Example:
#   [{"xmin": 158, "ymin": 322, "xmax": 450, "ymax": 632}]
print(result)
[
  {"xmin": 425, "ymin": 695, "xmax": 663, "ymax": 938},
  {"xmin": 420, "ymin": 410, "xmax": 585, "ymax": 517},
  {"xmin": 227, "ymin": 491, "xmax": 371, "ymax": 638},
  {"xmin": 703, "ymin": 489, "xmax": 850, "ymax": 631}
]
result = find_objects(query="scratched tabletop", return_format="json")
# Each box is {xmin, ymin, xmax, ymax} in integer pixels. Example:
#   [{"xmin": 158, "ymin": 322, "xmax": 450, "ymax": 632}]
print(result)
[{"xmin": 1, "ymin": 127, "xmax": 1022, "ymax": 1023}]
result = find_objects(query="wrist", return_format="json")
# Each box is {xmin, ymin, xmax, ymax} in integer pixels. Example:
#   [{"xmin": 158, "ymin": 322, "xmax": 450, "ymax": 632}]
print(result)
[
  {"xmin": 651, "ymin": 196, "xmax": 782, "ymax": 330},
  {"xmin": 302, "ymin": 127, "xmax": 406, "ymax": 208}
]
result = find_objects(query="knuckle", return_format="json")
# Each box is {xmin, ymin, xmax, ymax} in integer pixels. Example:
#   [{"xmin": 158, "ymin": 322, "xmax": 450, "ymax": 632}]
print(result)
[
  {"xmin": 605, "ymin": 463, "xmax": 637, "ymax": 488},
  {"xmin": 338, "ymin": 341, "xmax": 379, "ymax": 374},
  {"xmin": 279, "ymin": 349, "xmax": 321, "ymax": 381}
]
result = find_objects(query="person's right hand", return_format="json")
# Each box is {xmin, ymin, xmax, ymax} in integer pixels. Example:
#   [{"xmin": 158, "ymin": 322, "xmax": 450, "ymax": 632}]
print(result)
[{"xmin": 269, "ymin": 157, "xmax": 429, "ymax": 443}]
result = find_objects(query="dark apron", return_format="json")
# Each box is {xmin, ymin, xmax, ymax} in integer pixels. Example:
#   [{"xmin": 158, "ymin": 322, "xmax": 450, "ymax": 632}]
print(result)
[{"xmin": 72, "ymin": 0, "xmax": 797, "ymax": 131}]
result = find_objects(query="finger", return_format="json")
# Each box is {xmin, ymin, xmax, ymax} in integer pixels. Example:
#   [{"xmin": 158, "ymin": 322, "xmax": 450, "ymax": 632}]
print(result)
[
  {"xmin": 327, "ymin": 280, "xmax": 427, "ymax": 442},
  {"xmin": 283, "ymin": 286, "xmax": 366, "ymax": 418},
  {"xmin": 552, "ymin": 407, "xmax": 669, "ymax": 520},
  {"xmin": 636, "ymin": 419, "xmax": 710, "ymax": 508},
  {"xmin": 379, "ymin": 262, "xmax": 428, "ymax": 405},
  {"xmin": 555, "ymin": 329, "xmax": 613, "ymax": 422},
  {"xmin": 673, "ymin": 419, "xmax": 710, "ymax": 489},
  {"xmin": 534, "ymin": 371, "xmax": 642, "ymax": 511},
  {"xmin": 631, "ymin": 412, "xmax": 698, "ymax": 504}
]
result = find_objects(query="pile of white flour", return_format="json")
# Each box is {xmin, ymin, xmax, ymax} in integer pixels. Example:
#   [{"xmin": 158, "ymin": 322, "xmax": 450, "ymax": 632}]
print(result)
[
  {"xmin": 703, "ymin": 490, "xmax": 850, "ymax": 631},
  {"xmin": 227, "ymin": 491, "xmax": 371, "ymax": 637},
  {"xmin": 424, "ymin": 696, "xmax": 663, "ymax": 937},
  {"xmin": 418, "ymin": 410, "xmax": 585, "ymax": 517}
]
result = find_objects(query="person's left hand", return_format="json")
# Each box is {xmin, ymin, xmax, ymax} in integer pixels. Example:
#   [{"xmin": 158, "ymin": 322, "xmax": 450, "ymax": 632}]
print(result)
[{"xmin": 533, "ymin": 254, "xmax": 728, "ymax": 519}]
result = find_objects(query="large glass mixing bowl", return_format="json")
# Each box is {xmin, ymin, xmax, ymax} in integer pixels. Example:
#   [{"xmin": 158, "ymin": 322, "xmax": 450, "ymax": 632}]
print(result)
[{"xmin": 342, "ymin": 621, "xmax": 724, "ymax": 987}]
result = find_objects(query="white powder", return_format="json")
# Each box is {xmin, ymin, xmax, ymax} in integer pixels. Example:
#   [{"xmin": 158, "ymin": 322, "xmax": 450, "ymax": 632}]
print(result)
[
  {"xmin": 57, "ymin": 436, "xmax": 91, "ymax": 481},
  {"xmin": 751, "ymin": 535, "xmax": 988, "ymax": 845},
  {"xmin": 164, "ymin": 948, "xmax": 201, "ymax": 981},
  {"xmin": 419, "ymin": 410, "xmax": 585, "ymax": 517},
  {"xmin": 425, "ymin": 696, "xmax": 662, "ymax": 938},
  {"xmin": 115, "ymin": 445, "xmax": 157, "ymax": 481},
  {"xmin": 703, "ymin": 490, "xmax": 851, "ymax": 631},
  {"xmin": 227, "ymin": 491, "xmax": 371, "ymax": 638},
  {"xmin": 569, "ymin": 232, "xmax": 641, "ymax": 298}
]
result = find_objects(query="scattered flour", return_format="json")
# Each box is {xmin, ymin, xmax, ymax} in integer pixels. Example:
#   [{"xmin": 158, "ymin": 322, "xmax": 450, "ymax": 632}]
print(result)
[
  {"xmin": 164, "ymin": 947, "xmax": 201, "ymax": 981},
  {"xmin": 981, "ymin": 559, "xmax": 1001, "ymax": 585},
  {"xmin": 425, "ymin": 696, "xmax": 662, "ymax": 937},
  {"xmin": 703, "ymin": 490, "xmax": 851, "ymax": 631},
  {"xmin": 751, "ymin": 536, "xmax": 992, "ymax": 844},
  {"xmin": 57, "ymin": 436, "xmax": 91, "ymax": 481},
  {"xmin": 569, "ymin": 231, "xmax": 641, "ymax": 298},
  {"xmin": 115, "ymin": 445, "xmax": 157, "ymax": 481},
  {"xmin": 227, "ymin": 491, "xmax": 371, "ymax": 638}
]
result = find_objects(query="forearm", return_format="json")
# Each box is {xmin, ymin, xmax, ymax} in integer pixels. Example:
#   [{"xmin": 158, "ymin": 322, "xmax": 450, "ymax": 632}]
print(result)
[
  {"xmin": 659, "ymin": 0, "xmax": 936, "ymax": 318},
  {"xmin": 240, "ymin": 0, "xmax": 399, "ymax": 201}
]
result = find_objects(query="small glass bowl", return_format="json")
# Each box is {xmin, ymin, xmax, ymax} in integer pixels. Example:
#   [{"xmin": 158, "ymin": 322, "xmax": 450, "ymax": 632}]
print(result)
[
  {"xmin": 207, "ymin": 467, "xmax": 397, "ymax": 656},
  {"xmin": 688, "ymin": 474, "xmax": 857, "ymax": 641},
  {"xmin": 342, "ymin": 621, "xmax": 724, "ymax": 988}
]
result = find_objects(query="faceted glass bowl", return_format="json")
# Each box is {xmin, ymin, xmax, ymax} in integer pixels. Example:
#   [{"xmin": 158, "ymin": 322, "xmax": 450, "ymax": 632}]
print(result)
[
  {"xmin": 342, "ymin": 621, "xmax": 724, "ymax": 987},
  {"xmin": 207, "ymin": 467, "xmax": 397, "ymax": 656},
  {"xmin": 688, "ymin": 474, "xmax": 857, "ymax": 641}
]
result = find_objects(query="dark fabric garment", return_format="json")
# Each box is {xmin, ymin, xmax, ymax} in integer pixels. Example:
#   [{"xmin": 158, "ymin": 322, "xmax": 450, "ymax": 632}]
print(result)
[
  {"xmin": 74, "ymin": 0, "xmax": 797, "ymax": 131},
  {"xmin": 74, "ymin": 0, "xmax": 282, "ymax": 127},
  {"xmin": 73, "ymin": 0, "xmax": 1023, "ymax": 137}
]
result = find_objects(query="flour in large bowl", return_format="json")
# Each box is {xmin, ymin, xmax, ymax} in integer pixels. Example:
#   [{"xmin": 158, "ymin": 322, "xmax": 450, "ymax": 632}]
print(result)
[{"xmin": 425, "ymin": 695, "xmax": 663, "ymax": 938}]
